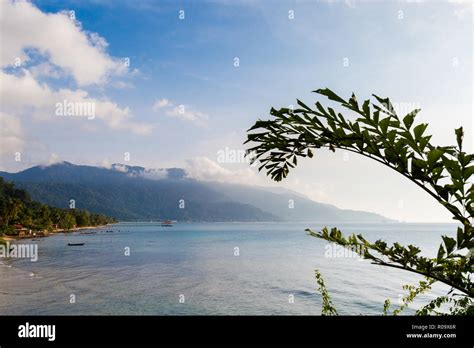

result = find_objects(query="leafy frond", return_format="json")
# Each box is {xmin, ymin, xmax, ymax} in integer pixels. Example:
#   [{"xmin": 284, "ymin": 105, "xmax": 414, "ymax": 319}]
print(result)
[{"xmin": 245, "ymin": 88, "xmax": 474, "ymax": 314}]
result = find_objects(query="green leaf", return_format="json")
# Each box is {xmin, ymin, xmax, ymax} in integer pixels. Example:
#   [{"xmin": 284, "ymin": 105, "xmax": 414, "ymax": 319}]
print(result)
[
  {"xmin": 315, "ymin": 101, "xmax": 329, "ymax": 116},
  {"xmin": 362, "ymin": 100, "xmax": 370, "ymax": 116},
  {"xmin": 349, "ymin": 93, "xmax": 358, "ymax": 109},
  {"xmin": 384, "ymin": 147, "xmax": 398, "ymax": 164},
  {"xmin": 246, "ymin": 132, "xmax": 268, "ymax": 141},
  {"xmin": 456, "ymin": 227, "xmax": 464, "ymax": 247},
  {"xmin": 386, "ymin": 130, "xmax": 397, "ymax": 144},
  {"xmin": 413, "ymin": 123, "xmax": 428, "ymax": 141},
  {"xmin": 465, "ymin": 166, "xmax": 474, "ymax": 180},
  {"xmin": 440, "ymin": 201, "xmax": 462, "ymax": 217},
  {"xmin": 427, "ymin": 148, "xmax": 444, "ymax": 166},
  {"xmin": 412, "ymin": 158, "xmax": 426, "ymax": 179},
  {"xmin": 372, "ymin": 95, "xmax": 396, "ymax": 117},
  {"xmin": 455, "ymin": 127, "xmax": 464, "ymax": 151},
  {"xmin": 373, "ymin": 110, "xmax": 380, "ymax": 123},
  {"xmin": 442, "ymin": 236, "xmax": 456, "ymax": 255},
  {"xmin": 314, "ymin": 88, "xmax": 346, "ymax": 104},
  {"xmin": 403, "ymin": 114, "xmax": 415, "ymax": 129},
  {"xmin": 247, "ymin": 120, "xmax": 272, "ymax": 132},
  {"xmin": 435, "ymin": 185, "xmax": 450, "ymax": 201},
  {"xmin": 379, "ymin": 117, "xmax": 391, "ymax": 134},
  {"xmin": 296, "ymin": 99, "xmax": 312, "ymax": 111},
  {"xmin": 356, "ymin": 117, "xmax": 375, "ymax": 128},
  {"xmin": 437, "ymin": 245, "xmax": 445, "ymax": 260},
  {"xmin": 418, "ymin": 135, "xmax": 431, "ymax": 152}
]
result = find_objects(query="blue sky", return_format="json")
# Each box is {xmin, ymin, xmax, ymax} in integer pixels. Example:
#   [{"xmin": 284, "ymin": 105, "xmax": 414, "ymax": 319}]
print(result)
[{"xmin": 0, "ymin": 0, "xmax": 472, "ymax": 221}]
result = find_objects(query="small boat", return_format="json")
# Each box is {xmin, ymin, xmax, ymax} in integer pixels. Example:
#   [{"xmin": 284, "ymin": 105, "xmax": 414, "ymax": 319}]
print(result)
[
  {"xmin": 67, "ymin": 243, "xmax": 85, "ymax": 246},
  {"xmin": 161, "ymin": 220, "xmax": 174, "ymax": 227}
]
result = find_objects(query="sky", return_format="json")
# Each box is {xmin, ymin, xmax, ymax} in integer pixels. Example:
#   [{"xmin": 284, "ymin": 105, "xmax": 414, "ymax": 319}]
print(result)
[{"xmin": 0, "ymin": 0, "xmax": 472, "ymax": 222}]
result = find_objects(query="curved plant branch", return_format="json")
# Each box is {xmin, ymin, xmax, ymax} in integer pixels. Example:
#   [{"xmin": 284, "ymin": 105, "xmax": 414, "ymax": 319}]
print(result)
[
  {"xmin": 245, "ymin": 88, "xmax": 474, "ymax": 306},
  {"xmin": 315, "ymin": 269, "xmax": 338, "ymax": 316}
]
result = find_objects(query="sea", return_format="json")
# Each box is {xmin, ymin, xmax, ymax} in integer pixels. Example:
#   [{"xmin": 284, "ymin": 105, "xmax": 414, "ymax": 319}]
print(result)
[{"xmin": 0, "ymin": 222, "xmax": 458, "ymax": 315}]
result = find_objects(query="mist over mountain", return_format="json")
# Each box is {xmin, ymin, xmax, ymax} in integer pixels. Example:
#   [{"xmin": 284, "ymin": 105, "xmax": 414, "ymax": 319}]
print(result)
[{"xmin": 0, "ymin": 162, "xmax": 393, "ymax": 222}]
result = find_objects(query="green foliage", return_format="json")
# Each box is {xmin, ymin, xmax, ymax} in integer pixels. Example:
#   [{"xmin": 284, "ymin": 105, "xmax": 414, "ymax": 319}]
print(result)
[
  {"xmin": 0, "ymin": 177, "xmax": 116, "ymax": 231},
  {"xmin": 75, "ymin": 210, "xmax": 91, "ymax": 227},
  {"xmin": 306, "ymin": 227, "xmax": 472, "ymax": 297},
  {"xmin": 383, "ymin": 299, "xmax": 391, "ymax": 316},
  {"xmin": 383, "ymin": 278, "xmax": 435, "ymax": 315},
  {"xmin": 246, "ymin": 88, "xmax": 473, "ymax": 314},
  {"xmin": 314, "ymin": 270, "xmax": 338, "ymax": 316},
  {"xmin": 0, "ymin": 224, "xmax": 14, "ymax": 236},
  {"xmin": 416, "ymin": 294, "xmax": 473, "ymax": 315}
]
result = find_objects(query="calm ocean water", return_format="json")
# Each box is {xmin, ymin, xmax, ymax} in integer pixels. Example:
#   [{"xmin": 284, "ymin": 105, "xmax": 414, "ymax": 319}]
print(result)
[{"xmin": 0, "ymin": 222, "xmax": 457, "ymax": 315}]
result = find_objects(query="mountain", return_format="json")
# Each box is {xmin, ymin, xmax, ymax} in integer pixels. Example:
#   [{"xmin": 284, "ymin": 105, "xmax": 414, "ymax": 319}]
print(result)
[
  {"xmin": 210, "ymin": 182, "xmax": 389, "ymax": 222},
  {"xmin": 0, "ymin": 162, "xmax": 393, "ymax": 222}
]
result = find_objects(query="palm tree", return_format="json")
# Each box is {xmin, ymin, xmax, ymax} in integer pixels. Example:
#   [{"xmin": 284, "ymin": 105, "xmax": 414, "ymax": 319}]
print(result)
[{"xmin": 4, "ymin": 197, "xmax": 24, "ymax": 226}]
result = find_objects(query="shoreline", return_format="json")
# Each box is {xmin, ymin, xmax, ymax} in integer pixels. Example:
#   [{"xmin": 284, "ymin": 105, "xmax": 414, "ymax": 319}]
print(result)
[{"xmin": 0, "ymin": 224, "xmax": 114, "ymax": 244}]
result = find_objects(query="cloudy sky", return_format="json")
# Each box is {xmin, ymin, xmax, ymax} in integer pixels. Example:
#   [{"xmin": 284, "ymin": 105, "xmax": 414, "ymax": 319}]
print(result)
[{"xmin": 0, "ymin": 0, "xmax": 472, "ymax": 222}]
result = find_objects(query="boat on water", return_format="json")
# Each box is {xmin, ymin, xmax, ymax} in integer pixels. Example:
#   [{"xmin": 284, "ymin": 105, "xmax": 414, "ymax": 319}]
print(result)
[
  {"xmin": 161, "ymin": 220, "xmax": 174, "ymax": 227},
  {"xmin": 67, "ymin": 243, "xmax": 85, "ymax": 246}
]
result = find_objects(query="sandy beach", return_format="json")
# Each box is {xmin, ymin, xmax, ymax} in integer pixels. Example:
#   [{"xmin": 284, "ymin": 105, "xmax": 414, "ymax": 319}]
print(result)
[{"xmin": 0, "ymin": 225, "xmax": 112, "ymax": 244}]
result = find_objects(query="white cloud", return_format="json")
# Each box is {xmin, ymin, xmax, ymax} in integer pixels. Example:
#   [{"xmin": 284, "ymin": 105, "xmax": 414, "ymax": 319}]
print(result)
[
  {"xmin": 184, "ymin": 156, "xmax": 262, "ymax": 185},
  {"xmin": 47, "ymin": 153, "xmax": 61, "ymax": 165},
  {"xmin": 111, "ymin": 81, "xmax": 134, "ymax": 89},
  {"xmin": 181, "ymin": 156, "xmax": 332, "ymax": 204},
  {"xmin": 321, "ymin": 0, "xmax": 357, "ymax": 7},
  {"xmin": 0, "ymin": 0, "xmax": 126, "ymax": 86},
  {"xmin": 152, "ymin": 98, "xmax": 171, "ymax": 110},
  {"xmin": 166, "ymin": 106, "xmax": 209, "ymax": 124},
  {"xmin": 141, "ymin": 169, "xmax": 169, "ymax": 180},
  {"xmin": 29, "ymin": 62, "xmax": 63, "ymax": 79},
  {"xmin": 0, "ymin": 70, "xmax": 152, "ymax": 135},
  {"xmin": 0, "ymin": 2, "xmax": 152, "ymax": 137},
  {"xmin": 101, "ymin": 158, "xmax": 112, "ymax": 169},
  {"xmin": 285, "ymin": 177, "xmax": 330, "ymax": 203},
  {"xmin": 152, "ymin": 98, "xmax": 209, "ymax": 125},
  {"xmin": 397, "ymin": 0, "xmax": 473, "ymax": 5},
  {"xmin": 110, "ymin": 163, "xmax": 129, "ymax": 172},
  {"xmin": 0, "ymin": 112, "xmax": 24, "ymax": 157},
  {"xmin": 110, "ymin": 163, "xmax": 169, "ymax": 180}
]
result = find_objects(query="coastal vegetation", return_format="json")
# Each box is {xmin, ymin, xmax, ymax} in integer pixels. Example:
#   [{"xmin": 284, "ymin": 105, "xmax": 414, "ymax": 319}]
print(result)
[
  {"xmin": 0, "ymin": 177, "xmax": 116, "ymax": 239},
  {"xmin": 246, "ymin": 88, "xmax": 473, "ymax": 315}
]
